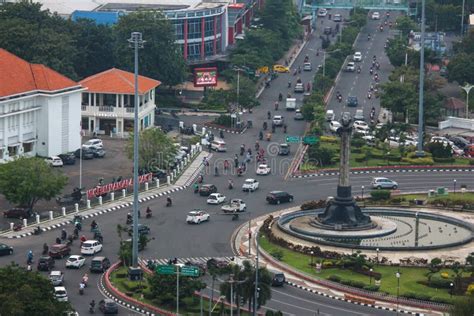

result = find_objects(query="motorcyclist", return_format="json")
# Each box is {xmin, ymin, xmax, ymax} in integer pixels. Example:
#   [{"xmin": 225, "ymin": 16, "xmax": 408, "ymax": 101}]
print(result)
[
  {"xmin": 255, "ymin": 141, "xmax": 260, "ymax": 151},
  {"xmin": 278, "ymin": 92, "xmax": 283, "ymax": 101},
  {"xmin": 80, "ymin": 235, "xmax": 87, "ymax": 245},
  {"xmin": 61, "ymin": 228, "xmax": 67, "ymax": 241},
  {"xmin": 89, "ymin": 300, "xmax": 96, "ymax": 313},
  {"xmin": 27, "ymin": 250, "xmax": 33, "ymax": 265},
  {"xmin": 219, "ymin": 130, "xmax": 224, "ymax": 139},
  {"xmin": 259, "ymin": 130, "xmax": 263, "ymax": 140},
  {"xmin": 55, "ymin": 237, "xmax": 61, "ymax": 244},
  {"xmin": 288, "ymin": 80, "xmax": 291, "ymax": 88},
  {"xmin": 43, "ymin": 243, "xmax": 49, "ymax": 255},
  {"xmin": 214, "ymin": 166, "xmax": 219, "ymax": 176},
  {"xmin": 146, "ymin": 207, "xmax": 152, "ymax": 217},
  {"xmin": 283, "ymin": 124, "xmax": 287, "ymax": 133},
  {"xmin": 262, "ymin": 121, "xmax": 267, "ymax": 131},
  {"xmin": 357, "ymin": 66, "xmax": 361, "ymax": 73},
  {"xmin": 91, "ymin": 220, "xmax": 97, "ymax": 230},
  {"xmin": 274, "ymin": 101, "xmax": 279, "ymax": 111},
  {"xmin": 166, "ymin": 196, "xmax": 172, "ymax": 207},
  {"xmin": 240, "ymin": 144, "xmax": 245, "ymax": 156},
  {"xmin": 82, "ymin": 273, "xmax": 89, "ymax": 286},
  {"xmin": 79, "ymin": 282, "xmax": 85, "ymax": 295},
  {"xmin": 193, "ymin": 182, "xmax": 199, "ymax": 193},
  {"xmin": 126, "ymin": 213, "xmax": 132, "ymax": 223},
  {"xmin": 267, "ymin": 111, "xmax": 271, "ymax": 119},
  {"xmin": 73, "ymin": 227, "xmax": 79, "ymax": 239},
  {"xmin": 367, "ymin": 34, "xmax": 371, "ymax": 41},
  {"xmin": 228, "ymin": 179, "xmax": 234, "ymax": 189}
]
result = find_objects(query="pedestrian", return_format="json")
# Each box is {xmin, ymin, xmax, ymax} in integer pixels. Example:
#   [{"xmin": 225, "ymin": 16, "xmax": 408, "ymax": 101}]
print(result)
[
  {"xmin": 234, "ymin": 157, "xmax": 239, "ymax": 168},
  {"xmin": 224, "ymin": 160, "xmax": 229, "ymax": 171}
]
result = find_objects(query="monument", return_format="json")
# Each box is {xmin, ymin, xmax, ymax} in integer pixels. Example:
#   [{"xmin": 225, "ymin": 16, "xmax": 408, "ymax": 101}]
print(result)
[{"xmin": 316, "ymin": 112, "xmax": 373, "ymax": 230}]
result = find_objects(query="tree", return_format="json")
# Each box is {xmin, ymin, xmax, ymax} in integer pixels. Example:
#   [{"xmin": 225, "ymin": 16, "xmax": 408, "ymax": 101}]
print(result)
[
  {"xmin": 148, "ymin": 272, "xmax": 206, "ymax": 307},
  {"xmin": 395, "ymin": 16, "xmax": 418, "ymax": 36},
  {"xmin": 126, "ymin": 128, "xmax": 177, "ymax": 171},
  {"xmin": 0, "ymin": 157, "xmax": 67, "ymax": 210},
  {"xmin": 450, "ymin": 296, "xmax": 474, "ymax": 316},
  {"xmin": 380, "ymin": 81, "xmax": 418, "ymax": 119},
  {"xmin": 228, "ymin": 75, "xmax": 258, "ymax": 109},
  {"xmin": 447, "ymin": 53, "xmax": 474, "ymax": 85},
  {"xmin": 114, "ymin": 11, "xmax": 187, "ymax": 86},
  {"xmin": 0, "ymin": 263, "xmax": 72, "ymax": 315}
]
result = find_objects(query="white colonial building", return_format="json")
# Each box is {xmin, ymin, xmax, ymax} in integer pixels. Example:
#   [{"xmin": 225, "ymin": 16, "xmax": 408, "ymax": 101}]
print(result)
[
  {"xmin": 79, "ymin": 68, "xmax": 161, "ymax": 137},
  {"xmin": 0, "ymin": 49, "xmax": 84, "ymax": 162}
]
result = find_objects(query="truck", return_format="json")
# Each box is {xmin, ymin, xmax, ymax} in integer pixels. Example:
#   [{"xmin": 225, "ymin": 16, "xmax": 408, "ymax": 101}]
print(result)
[
  {"xmin": 285, "ymin": 98, "xmax": 296, "ymax": 111},
  {"xmin": 221, "ymin": 199, "xmax": 247, "ymax": 213}
]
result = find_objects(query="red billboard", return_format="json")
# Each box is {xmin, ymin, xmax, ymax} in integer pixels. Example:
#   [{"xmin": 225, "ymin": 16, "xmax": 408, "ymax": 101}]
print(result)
[{"xmin": 194, "ymin": 67, "xmax": 218, "ymax": 87}]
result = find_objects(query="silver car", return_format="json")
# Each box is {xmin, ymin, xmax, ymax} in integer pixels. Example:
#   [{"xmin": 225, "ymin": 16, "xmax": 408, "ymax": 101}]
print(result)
[{"xmin": 371, "ymin": 177, "xmax": 398, "ymax": 190}]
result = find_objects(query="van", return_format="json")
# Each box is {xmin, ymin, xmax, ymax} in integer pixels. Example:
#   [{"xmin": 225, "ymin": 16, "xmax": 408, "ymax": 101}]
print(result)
[
  {"xmin": 326, "ymin": 110, "xmax": 335, "ymax": 121},
  {"xmin": 211, "ymin": 139, "xmax": 227, "ymax": 152},
  {"xmin": 285, "ymin": 98, "xmax": 296, "ymax": 111},
  {"xmin": 90, "ymin": 256, "xmax": 111, "ymax": 273}
]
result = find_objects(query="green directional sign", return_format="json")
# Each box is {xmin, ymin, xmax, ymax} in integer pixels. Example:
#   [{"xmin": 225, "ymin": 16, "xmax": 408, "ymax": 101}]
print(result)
[
  {"xmin": 156, "ymin": 265, "xmax": 175, "ymax": 275},
  {"xmin": 181, "ymin": 266, "xmax": 200, "ymax": 277},
  {"xmin": 303, "ymin": 135, "xmax": 319, "ymax": 145},
  {"xmin": 286, "ymin": 136, "xmax": 300, "ymax": 143}
]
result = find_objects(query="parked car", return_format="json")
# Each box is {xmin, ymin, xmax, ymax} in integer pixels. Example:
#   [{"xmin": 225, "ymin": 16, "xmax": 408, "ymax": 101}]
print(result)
[
  {"xmin": 82, "ymin": 139, "xmax": 103, "ymax": 149},
  {"xmin": 74, "ymin": 148, "xmax": 94, "ymax": 159},
  {"xmin": 294, "ymin": 109, "xmax": 304, "ymax": 120},
  {"xmin": 37, "ymin": 256, "xmax": 55, "ymax": 271},
  {"xmin": 273, "ymin": 115, "xmax": 284, "ymax": 126},
  {"xmin": 329, "ymin": 120, "xmax": 341, "ymax": 133},
  {"xmin": 53, "ymin": 286, "xmax": 68, "ymax": 302},
  {"xmin": 333, "ymin": 14, "xmax": 342, "ymax": 22},
  {"xmin": 278, "ymin": 143, "xmax": 290, "ymax": 155},
  {"xmin": 256, "ymin": 164, "xmax": 271, "ymax": 175},
  {"xmin": 186, "ymin": 210, "xmax": 210, "ymax": 224},
  {"xmin": 207, "ymin": 193, "xmax": 226, "ymax": 205},
  {"xmin": 242, "ymin": 179, "xmax": 259, "ymax": 192},
  {"xmin": 199, "ymin": 184, "xmax": 218, "ymax": 196},
  {"xmin": 80, "ymin": 240, "xmax": 102, "ymax": 255},
  {"xmin": 3, "ymin": 207, "xmax": 31, "ymax": 219},
  {"xmin": 354, "ymin": 126, "xmax": 369, "ymax": 136},
  {"xmin": 271, "ymin": 272, "xmax": 286, "ymax": 286},
  {"xmin": 90, "ymin": 147, "xmax": 106, "ymax": 158},
  {"xmin": 371, "ymin": 177, "xmax": 398, "ymax": 189},
  {"xmin": 318, "ymin": 8, "xmax": 327, "ymax": 17},
  {"xmin": 0, "ymin": 243, "xmax": 13, "ymax": 256},
  {"xmin": 448, "ymin": 136, "xmax": 470, "ymax": 149},
  {"xmin": 65, "ymin": 255, "xmax": 86, "ymax": 269},
  {"xmin": 362, "ymin": 135, "xmax": 376, "ymax": 147},
  {"xmin": 353, "ymin": 120, "xmax": 369, "ymax": 130},
  {"xmin": 58, "ymin": 153, "xmax": 76, "ymax": 165},
  {"xmin": 90, "ymin": 256, "xmax": 111, "ymax": 273},
  {"xmin": 45, "ymin": 156, "xmax": 64, "ymax": 167},
  {"xmin": 347, "ymin": 96, "xmax": 358, "ymax": 107},
  {"xmin": 266, "ymin": 191, "xmax": 294, "ymax": 204},
  {"xmin": 128, "ymin": 224, "xmax": 150, "ymax": 236},
  {"xmin": 99, "ymin": 298, "xmax": 119, "ymax": 314},
  {"xmin": 49, "ymin": 244, "xmax": 71, "ymax": 259},
  {"xmin": 345, "ymin": 62, "xmax": 355, "ymax": 72},
  {"xmin": 49, "ymin": 270, "xmax": 65, "ymax": 286}
]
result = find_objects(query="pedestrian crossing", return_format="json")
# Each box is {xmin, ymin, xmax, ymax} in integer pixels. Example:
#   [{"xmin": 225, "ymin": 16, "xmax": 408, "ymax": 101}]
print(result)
[{"xmin": 139, "ymin": 256, "xmax": 234, "ymax": 266}]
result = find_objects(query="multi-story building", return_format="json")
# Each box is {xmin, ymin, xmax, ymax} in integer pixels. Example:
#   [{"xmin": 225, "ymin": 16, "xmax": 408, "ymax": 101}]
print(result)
[
  {"xmin": 0, "ymin": 49, "xmax": 84, "ymax": 162},
  {"xmin": 79, "ymin": 68, "xmax": 161, "ymax": 137}
]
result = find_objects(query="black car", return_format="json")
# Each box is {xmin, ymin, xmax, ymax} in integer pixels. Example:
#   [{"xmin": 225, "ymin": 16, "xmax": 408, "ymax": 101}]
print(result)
[
  {"xmin": 99, "ymin": 299, "xmax": 118, "ymax": 314},
  {"xmin": 0, "ymin": 243, "xmax": 13, "ymax": 256},
  {"xmin": 199, "ymin": 184, "xmax": 218, "ymax": 196},
  {"xmin": 128, "ymin": 224, "xmax": 150, "ymax": 237},
  {"xmin": 74, "ymin": 148, "xmax": 94, "ymax": 159},
  {"xmin": 449, "ymin": 136, "xmax": 470, "ymax": 149},
  {"xmin": 347, "ymin": 96, "xmax": 358, "ymax": 107},
  {"xmin": 90, "ymin": 256, "xmax": 111, "ymax": 273},
  {"xmin": 278, "ymin": 144, "xmax": 290, "ymax": 155},
  {"xmin": 139, "ymin": 168, "xmax": 167, "ymax": 180},
  {"xmin": 271, "ymin": 272, "xmax": 286, "ymax": 286},
  {"xmin": 58, "ymin": 153, "xmax": 76, "ymax": 165},
  {"xmin": 37, "ymin": 256, "xmax": 55, "ymax": 271},
  {"xmin": 3, "ymin": 207, "xmax": 31, "ymax": 219},
  {"xmin": 266, "ymin": 191, "xmax": 294, "ymax": 205}
]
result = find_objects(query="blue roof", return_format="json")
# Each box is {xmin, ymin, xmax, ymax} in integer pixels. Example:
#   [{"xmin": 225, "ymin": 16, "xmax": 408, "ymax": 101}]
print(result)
[{"xmin": 72, "ymin": 11, "xmax": 122, "ymax": 25}]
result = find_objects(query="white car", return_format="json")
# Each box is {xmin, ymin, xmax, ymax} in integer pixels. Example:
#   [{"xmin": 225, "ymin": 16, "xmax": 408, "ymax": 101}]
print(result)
[
  {"xmin": 256, "ymin": 164, "xmax": 271, "ymax": 175},
  {"xmin": 65, "ymin": 255, "xmax": 86, "ymax": 269},
  {"xmin": 372, "ymin": 12, "xmax": 380, "ymax": 20},
  {"xmin": 430, "ymin": 136, "xmax": 453, "ymax": 146},
  {"xmin": 333, "ymin": 14, "xmax": 342, "ymax": 22},
  {"xmin": 242, "ymin": 178, "xmax": 259, "ymax": 192},
  {"xmin": 452, "ymin": 145, "xmax": 464, "ymax": 156},
  {"xmin": 329, "ymin": 120, "xmax": 341, "ymax": 133},
  {"xmin": 354, "ymin": 126, "xmax": 369, "ymax": 136},
  {"xmin": 318, "ymin": 8, "xmax": 327, "ymax": 17},
  {"xmin": 80, "ymin": 240, "xmax": 102, "ymax": 255},
  {"xmin": 353, "ymin": 120, "xmax": 369, "ymax": 130},
  {"xmin": 353, "ymin": 52, "xmax": 362, "ymax": 62},
  {"xmin": 54, "ymin": 286, "xmax": 68, "ymax": 302},
  {"xmin": 186, "ymin": 210, "xmax": 210, "ymax": 224},
  {"xmin": 45, "ymin": 156, "xmax": 63, "ymax": 167},
  {"xmin": 362, "ymin": 135, "xmax": 376, "ymax": 146},
  {"xmin": 375, "ymin": 123, "xmax": 385, "ymax": 129},
  {"xmin": 345, "ymin": 62, "xmax": 355, "ymax": 72},
  {"xmin": 273, "ymin": 115, "xmax": 284, "ymax": 126},
  {"xmin": 207, "ymin": 193, "xmax": 226, "ymax": 205},
  {"xmin": 82, "ymin": 138, "xmax": 103, "ymax": 149}
]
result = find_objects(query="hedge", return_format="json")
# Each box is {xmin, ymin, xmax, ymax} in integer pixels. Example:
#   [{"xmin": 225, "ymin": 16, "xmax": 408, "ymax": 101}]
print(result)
[
  {"xmin": 363, "ymin": 285, "xmax": 380, "ymax": 292},
  {"xmin": 433, "ymin": 157, "xmax": 456, "ymax": 163},
  {"xmin": 401, "ymin": 157, "xmax": 434, "ymax": 165},
  {"xmin": 370, "ymin": 190, "xmax": 391, "ymax": 201},
  {"xmin": 320, "ymin": 135, "xmax": 338, "ymax": 143},
  {"xmin": 401, "ymin": 292, "xmax": 433, "ymax": 301}
]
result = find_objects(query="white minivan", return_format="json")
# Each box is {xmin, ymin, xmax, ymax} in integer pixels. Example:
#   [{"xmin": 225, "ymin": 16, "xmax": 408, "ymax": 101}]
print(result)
[
  {"xmin": 326, "ymin": 110, "xmax": 335, "ymax": 121},
  {"xmin": 211, "ymin": 139, "xmax": 227, "ymax": 152}
]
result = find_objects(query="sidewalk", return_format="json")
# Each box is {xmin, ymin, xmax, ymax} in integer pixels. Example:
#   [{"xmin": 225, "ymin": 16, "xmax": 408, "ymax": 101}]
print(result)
[{"xmin": 1, "ymin": 151, "xmax": 211, "ymax": 239}]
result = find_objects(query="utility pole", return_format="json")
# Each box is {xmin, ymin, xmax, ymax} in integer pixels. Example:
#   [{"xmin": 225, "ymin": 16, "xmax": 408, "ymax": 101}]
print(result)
[
  {"xmin": 416, "ymin": 0, "xmax": 426, "ymax": 156},
  {"xmin": 253, "ymin": 229, "xmax": 259, "ymax": 315},
  {"xmin": 461, "ymin": 0, "xmax": 465, "ymax": 37}
]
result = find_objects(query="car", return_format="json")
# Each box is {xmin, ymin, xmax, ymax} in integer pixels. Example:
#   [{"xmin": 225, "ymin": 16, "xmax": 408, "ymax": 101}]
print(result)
[
  {"xmin": 82, "ymin": 138, "xmax": 103, "ymax": 149},
  {"xmin": 266, "ymin": 191, "xmax": 294, "ymax": 204},
  {"xmin": 303, "ymin": 62, "xmax": 312, "ymax": 71},
  {"xmin": 375, "ymin": 122, "xmax": 385, "ymax": 129},
  {"xmin": 294, "ymin": 82, "xmax": 304, "ymax": 93},
  {"xmin": 3, "ymin": 207, "xmax": 31, "ymax": 219},
  {"xmin": 65, "ymin": 255, "xmax": 86, "ymax": 269},
  {"xmin": 294, "ymin": 109, "xmax": 304, "ymax": 120},
  {"xmin": 317, "ymin": 8, "xmax": 327, "ymax": 17},
  {"xmin": 211, "ymin": 139, "xmax": 227, "ymax": 152},
  {"xmin": 354, "ymin": 126, "xmax": 369, "ymax": 136},
  {"xmin": 242, "ymin": 178, "xmax": 259, "ymax": 192},
  {"xmin": 0, "ymin": 243, "xmax": 13, "ymax": 256},
  {"xmin": 326, "ymin": 110, "xmax": 335, "ymax": 121},
  {"xmin": 354, "ymin": 109, "xmax": 364, "ymax": 121},
  {"xmin": 452, "ymin": 145, "xmax": 464, "ymax": 156},
  {"xmin": 90, "ymin": 147, "xmax": 106, "ymax": 158},
  {"xmin": 278, "ymin": 143, "xmax": 290, "ymax": 155},
  {"xmin": 186, "ymin": 210, "xmax": 210, "ymax": 224},
  {"xmin": 372, "ymin": 177, "xmax": 398, "ymax": 189},
  {"xmin": 372, "ymin": 12, "xmax": 380, "ymax": 20},
  {"xmin": 345, "ymin": 62, "xmax": 355, "ymax": 72},
  {"xmin": 353, "ymin": 120, "xmax": 369, "ymax": 130},
  {"xmin": 81, "ymin": 240, "xmax": 103, "ymax": 255},
  {"xmin": 90, "ymin": 256, "xmax": 111, "ymax": 273},
  {"xmin": 353, "ymin": 52, "xmax": 362, "ymax": 62},
  {"xmin": 199, "ymin": 184, "xmax": 218, "ymax": 196},
  {"xmin": 54, "ymin": 286, "xmax": 68, "ymax": 302},
  {"xmin": 347, "ymin": 96, "xmax": 358, "ymax": 107},
  {"xmin": 99, "ymin": 298, "xmax": 119, "ymax": 314},
  {"xmin": 362, "ymin": 135, "xmax": 376, "ymax": 146},
  {"xmin": 329, "ymin": 120, "xmax": 341, "ymax": 133},
  {"xmin": 37, "ymin": 256, "xmax": 55, "ymax": 271},
  {"xmin": 256, "ymin": 164, "xmax": 271, "ymax": 175},
  {"xmin": 128, "ymin": 224, "xmax": 150, "ymax": 236},
  {"xmin": 449, "ymin": 136, "xmax": 470, "ymax": 149},
  {"xmin": 207, "ymin": 258, "xmax": 230, "ymax": 269},
  {"xmin": 465, "ymin": 144, "xmax": 474, "ymax": 157},
  {"xmin": 74, "ymin": 147, "xmax": 95, "ymax": 159},
  {"xmin": 58, "ymin": 153, "xmax": 76, "ymax": 165},
  {"xmin": 333, "ymin": 14, "xmax": 342, "ymax": 22},
  {"xmin": 221, "ymin": 199, "xmax": 247, "ymax": 213},
  {"xmin": 49, "ymin": 270, "xmax": 65, "ymax": 286},
  {"xmin": 323, "ymin": 26, "xmax": 332, "ymax": 35},
  {"xmin": 271, "ymin": 272, "xmax": 286, "ymax": 286},
  {"xmin": 48, "ymin": 244, "xmax": 71, "ymax": 259},
  {"xmin": 207, "ymin": 193, "xmax": 226, "ymax": 204},
  {"xmin": 273, "ymin": 115, "xmax": 284, "ymax": 126},
  {"xmin": 45, "ymin": 156, "xmax": 64, "ymax": 167},
  {"xmin": 273, "ymin": 64, "xmax": 290, "ymax": 73}
]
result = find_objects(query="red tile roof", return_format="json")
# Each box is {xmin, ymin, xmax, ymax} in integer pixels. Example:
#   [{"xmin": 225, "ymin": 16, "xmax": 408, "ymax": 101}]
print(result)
[
  {"xmin": 79, "ymin": 68, "xmax": 161, "ymax": 94},
  {"xmin": 0, "ymin": 49, "xmax": 80, "ymax": 98}
]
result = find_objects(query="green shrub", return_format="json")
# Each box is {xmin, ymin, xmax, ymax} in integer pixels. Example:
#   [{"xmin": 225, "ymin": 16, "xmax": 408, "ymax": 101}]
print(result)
[
  {"xmin": 352, "ymin": 148, "xmax": 362, "ymax": 154},
  {"xmin": 115, "ymin": 273, "xmax": 127, "ymax": 278},
  {"xmin": 350, "ymin": 280, "xmax": 366, "ymax": 289},
  {"xmin": 270, "ymin": 250, "xmax": 284, "ymax": 261},
  {"xmin": 430, "ymin": 296, "xmax": 452, "ymax": 304},
  {"xmin": 340, "ymin": 279, "xmax": 352, "ymax": 286},
  {"xmin": 363, "ymin": 285, "xmax": 380, "ymax": 292},
  {"xmin": 469, "ymin": 160, "xmax": 474, "ymax": 165},
  {"xmin": 429, "ymin": 275, "xmax": 453, "ymax": 289},
  {"xmin": 351, "ymin": 137, "xmax": 365, "ymax": 148},
  {"xmin": 370, "ymin": 190, "xmax": 391, "ymax": 201},
  {"xmin": 433, "ymin": 157, "xmax": 455, "ymax": 163},
  {"xmin": 213, "ymin": 115, "xmax": 232, "ymax": 127},
  {"xmin": 320, "ymin": 136, "xmax": 338, "ymax": 143},
  {"xmin": 401, "ymin": 292, "xmax": 432, "ymax": 301},
  {"xmin": 401, "ymin": 157, "xmax": 434, "ymax": 165},
  {"xmin": 328, "ymin": 275, "xmax": 341, "ymax": 282},
  {"xmin": 426, "ymin": 142, "xmax": 453, "ymax": 158}
]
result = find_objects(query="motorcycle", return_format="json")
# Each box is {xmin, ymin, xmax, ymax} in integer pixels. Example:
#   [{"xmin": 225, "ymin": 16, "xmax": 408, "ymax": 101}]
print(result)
[
  {"xmin": 357, "ymin": 67, "xmax": 361, "ymax": 74},
  {"xmin": 228, "ymin": 181, "xmax": 234, "ymax": 190},
  {"xmin": 288, "ymin": 81, "xmax": 291, "ymax": 88},
  {"xmin": 232, "ymin": 213, "xmax": 239, "ymax": 221},
  {"xmin": 126, "ymin": 214, "xmax": 133, "ymax": 225},
  {"xmin": 259, "ymin": 131, "xmax": 263, "ymax": 141},
  {"xmin": 267, "ymin": 111, "xmax": 271, "ymax": 120},
  {"xmin": 278, "ymin": 93, "xmax": 283, "ymax": 102},
  {"xmin": 146, "ymin": 208, "xmax": 152, "ymax": 218},
  {"xmin": 166, "ymin": 198, "xmax": 172, "ymax": 207},
  {"xmin": 33, "ymin": 226, "xmax": 42, "ymax": 235},
  {"xmin": 13, "ymin": 223, "xmax": 23, "ymax": 231}
]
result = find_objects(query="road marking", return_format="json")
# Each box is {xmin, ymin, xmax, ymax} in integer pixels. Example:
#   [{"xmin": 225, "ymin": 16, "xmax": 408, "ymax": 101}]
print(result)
[
  {"xmin": 261, "ymin": 304, "xmax": 297, "ymax": 316},
  {"xmin": 269, "ymin": 298, "xmax": 329, "ymax": 315}
]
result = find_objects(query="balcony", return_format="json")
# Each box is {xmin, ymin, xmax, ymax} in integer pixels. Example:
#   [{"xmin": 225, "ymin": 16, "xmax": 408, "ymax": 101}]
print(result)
[{"xmin": 81, "ymin": 102, "xmax": 153, "ymax": 118}]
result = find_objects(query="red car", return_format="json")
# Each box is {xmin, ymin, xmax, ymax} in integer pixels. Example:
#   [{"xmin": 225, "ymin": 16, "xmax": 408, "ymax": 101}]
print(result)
[{"xmin": 48, "ymin": 244, "xmax": 71, "ymax": 259}]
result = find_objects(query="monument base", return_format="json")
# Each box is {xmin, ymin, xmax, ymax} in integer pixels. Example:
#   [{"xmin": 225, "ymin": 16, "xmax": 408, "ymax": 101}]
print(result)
[{"xmin": 316, "ymin": 185, "xmax": 374, "ymax": 231}]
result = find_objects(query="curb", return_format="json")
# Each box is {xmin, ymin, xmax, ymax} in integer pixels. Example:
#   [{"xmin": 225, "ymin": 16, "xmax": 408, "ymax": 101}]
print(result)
[{"xmin": 293, "ymin": 167, "xmax": 474, "ymax": 178}]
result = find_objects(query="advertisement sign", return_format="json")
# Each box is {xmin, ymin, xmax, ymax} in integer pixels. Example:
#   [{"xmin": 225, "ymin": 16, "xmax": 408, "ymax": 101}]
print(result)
[
  {"xmin": 86, "ymin": 173, "xmax": 152, "ymax": 199},
  {"xmin": 194, "ymin": 67, "xmax": 218, "ymax": 87}
]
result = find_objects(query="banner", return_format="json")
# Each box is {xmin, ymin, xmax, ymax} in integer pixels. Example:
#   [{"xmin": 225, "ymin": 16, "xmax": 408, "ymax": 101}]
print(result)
[
  {"xmin": 194, "ymin": 67, "xmax": 218, "ymax": 87},
  {"xmin": 86, "ymin": 173, "xmax": 153, "ymax": 199}
]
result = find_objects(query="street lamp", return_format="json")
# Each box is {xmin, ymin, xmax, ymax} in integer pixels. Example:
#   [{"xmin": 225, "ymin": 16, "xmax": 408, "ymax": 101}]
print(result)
[
  {"xmin": 369, "ymin": 268, "xmax": 373, "ymax": 285},
  {"xmin": 396, "ymin": 271, "xmax": 401, "ymax": 314},
  {"xmin": 323, "ymin": 49, "xmax": 341, "ymax": 77},
  {"xmin": 416, "ymin": 0, "xmax": 426, "ymax": 157},
  {"xmin": 376, "ymin": 248, "xmax": 380, "ymax": 266},
  {"xmin": 361, "ymin": 185, "xmax": 365, "ymax": 207},
  {"xmin": 450, "ymin": 282, "xmax": 454, "ymax": 298},
  {"xmin": 310, "ymin": 251, "xmax": 314, "ymax": 266},
  {"xmin": 461, "ymin": 83, "xmax": 473, "ymax": 119},
  {"xmin": 454, "ymin": 179, "xmax": 457, "ymax": 194}
]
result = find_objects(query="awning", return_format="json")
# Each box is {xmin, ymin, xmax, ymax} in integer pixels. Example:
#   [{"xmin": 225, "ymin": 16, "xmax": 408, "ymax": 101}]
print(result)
[
  {"xmin": 7, "ymin": 142, "xmax": 21, "ymax": 147},
  {"xmin": 23, "ymin": 139, "xmax": 37, "ymax": 143}
]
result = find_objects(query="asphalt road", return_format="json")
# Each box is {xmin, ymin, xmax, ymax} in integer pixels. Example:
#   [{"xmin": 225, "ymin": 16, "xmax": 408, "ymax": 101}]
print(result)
[{"xmin": 0, "ymin": 9, "xmax": 467, "ymax": 316}]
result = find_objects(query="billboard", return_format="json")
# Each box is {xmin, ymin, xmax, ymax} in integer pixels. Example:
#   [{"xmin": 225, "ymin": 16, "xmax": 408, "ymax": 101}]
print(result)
[{"xmin": 194, "ymin": 67, "xmax": 218, "ymax": 87}]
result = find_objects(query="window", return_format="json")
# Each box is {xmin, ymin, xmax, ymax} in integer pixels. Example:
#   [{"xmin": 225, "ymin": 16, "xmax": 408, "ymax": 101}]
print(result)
[
  {"xmin": 187, "ymin": 42, "xmax": 201, "ymax": 59},
  {"xmin": 172, "ymin": 20, "xmax": 184, "ymax": 40},
  {"xmin": 205, "ymin": 17, "xmax": 214, "ymax": 37},
  {"xmin": 187, "ymin": 18, "xmax": 202, "ymax": 39},
  {"xmin": 204, "ymin": 40, "xmax": 214, "ymax": 57},
  {"xmin": 216, "ymin": 15, "xmax": 222, "ymax": 35},
  {"xmin": 82, "ymin": 93, "xmax": 89, "ymax": 105},
  {"xmin": 216, "ymin": 37, "xmax": 222, "ymax": 53}
]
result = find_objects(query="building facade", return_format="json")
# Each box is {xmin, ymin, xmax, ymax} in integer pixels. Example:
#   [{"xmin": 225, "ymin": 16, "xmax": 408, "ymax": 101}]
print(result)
[
  {"xmin": 79, "ymin": 68, "xmax": 161, "ymax": 137},
  {"xmin": 0, "ymin": 49, "xmax": 84, "ymax": 162}
]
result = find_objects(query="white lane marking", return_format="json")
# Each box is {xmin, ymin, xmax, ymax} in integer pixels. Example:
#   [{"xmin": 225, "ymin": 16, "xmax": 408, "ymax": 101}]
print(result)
[
  {"xmin": 270, "ymin": 298, "xmax": 329, "ymax": 315},
  {"xmin": 261, "ymin": 304, "xmax": 297, "ymax": 316}
]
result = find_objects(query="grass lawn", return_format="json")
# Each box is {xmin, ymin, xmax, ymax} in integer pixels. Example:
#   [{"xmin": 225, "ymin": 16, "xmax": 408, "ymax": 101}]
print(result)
[
  {"xmin": 259, "ymin": 236, "xmax": 463, "ymax": 302},
  {"xmin": 399, "ymin": 192, "xmax": 474, "ymax": 203}
]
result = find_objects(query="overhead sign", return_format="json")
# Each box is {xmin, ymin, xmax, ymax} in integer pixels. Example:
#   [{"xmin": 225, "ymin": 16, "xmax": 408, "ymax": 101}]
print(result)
[
  {"xmin": 86, "ymin": 173, "xmax": 152, "ymax": 199},
  {"xmin": 181, "ymin": 266, "xmax": 200, "ymax": 277},
  {"xmin": 156, "ymin": 265, "xmax": 175, "ymax": 275},
  {"xmin": 194, "ymin": 67, "xmax": 218, "ymax": 87},
  {"xmin": 303, "ymin": 136, "xmax": 319, "ymax": 145},
  {"xmin": 286, "ymin": 136, "xmax": 300, "ymax": 143}
]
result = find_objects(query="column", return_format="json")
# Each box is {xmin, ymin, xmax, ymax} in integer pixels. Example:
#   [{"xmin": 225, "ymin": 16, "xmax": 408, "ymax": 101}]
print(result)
[
  {"xmin": 183, "ymin": 19, "xmax": 188, "ymax": 60},
  {"xmin": 201, "ymin": 17, "xmax": 205, "ymax": 59}
]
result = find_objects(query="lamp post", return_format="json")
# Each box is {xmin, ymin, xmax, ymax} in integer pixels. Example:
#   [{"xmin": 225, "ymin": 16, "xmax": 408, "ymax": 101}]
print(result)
[
  {"xmin": 369, "ymin": 268, "xmax": 373, "ymax": 285},
  {"xmin": 416, "ymin": 0, "xmax": 426, "ymax": 157},
  {"xmin": 310, "ymin": 251, "xmax": 314, "ymax": 266},
  {"xmin": 461, "ymin": 84, "xmax": 473, "ymax": 119},
  {"xmin": 396, "ymin": 271, "xmax": 401, "ymax": 315},
  {"xmin": 361, "ymin": 185, "xmax": 365, "ymax": 207},
  {"xmin": 450, "ymin": 282, "xmax": 454, "ymax": 298},
  {"xmin": 128, "ymin": 32, "xmax": 145, "ymax": 268},
  {"xmin": 454, "ymin": 179, "xmax": 457, "ymax": 194},
  {"xmin": 376, "ymin": 248, "xmax": 380, "ymax": 266},
  {"xmin": 248, "ymin": 211, "xmax": 252, "ymax": 256},
  {"xmin": 461, "ymin": 0, "xmax": 466, "ymax": 37},
  {"xmin": 253, "ymin": 228, "xmax": 259, "ymax": 316}
]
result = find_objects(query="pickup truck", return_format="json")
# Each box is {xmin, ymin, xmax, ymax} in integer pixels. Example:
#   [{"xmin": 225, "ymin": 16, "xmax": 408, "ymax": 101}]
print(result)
[{"xmin": 221, "ymin": 199, "xmax": 247, "ymax": 213}]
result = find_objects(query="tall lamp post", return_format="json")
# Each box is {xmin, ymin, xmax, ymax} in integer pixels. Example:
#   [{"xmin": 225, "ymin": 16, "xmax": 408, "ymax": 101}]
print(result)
[
  {"xmin": 361, "ymin": 185, "xmax": 365, "ymax": 207},
  {"xmin": 128, "ymin": 32, "xmax": 145, "ymax": 268},
  {"xmin": 450, "ymin": 282, "xmax": 454, "ymax": 298},
  {"xmin": 461, "ymin": 84, "xmax": 473, "ymax": 119},
  {"xmin": 454, "ymin": 179, "xmax": 457, "ymax": 194},
  {"xmin": 461, "ymin": 0, "xmax": 466, "ymax": 37},
  {"xmin": 376, "ymin": 248, "xmax": 380, "ymax": 266},
  {"xmin": 396, "ymin": 271, "xmax": 401, "ymax": 315},
  {"xmin": 416, "ymin": 0, "xmax": 426, "ymax": 157},
  {"xmin": 369, "ymin": 268, "xmax": 373, "ymax": 285}
]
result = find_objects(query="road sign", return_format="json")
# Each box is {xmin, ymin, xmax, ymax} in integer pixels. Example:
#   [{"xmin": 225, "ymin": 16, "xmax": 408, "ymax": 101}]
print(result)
[
  {"xmin": 303, "ymin": 135, "xmax": 319, "ymax": 145},
  {"xmin": 181, "ymin": 266, "xmax": 200, "ymax": 277},
  {"xmin": 286, "ymin": 136, "xmax": 300, "ymax": 143},
  {"xmin": 156, "ymin": 265, "xmax": 175, "ymax": 275}
]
